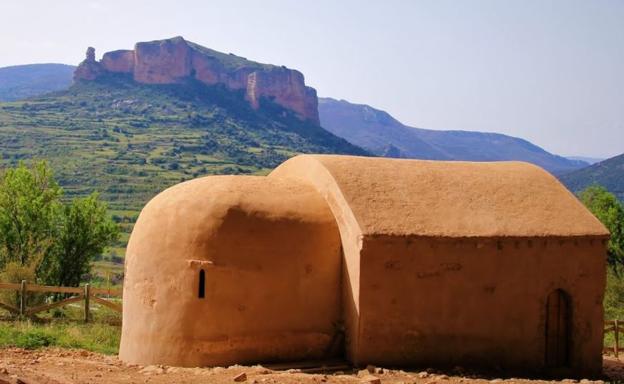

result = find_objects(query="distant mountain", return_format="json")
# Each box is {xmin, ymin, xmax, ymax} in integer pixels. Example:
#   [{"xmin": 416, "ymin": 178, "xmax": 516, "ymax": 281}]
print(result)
[
  {"xmin": 74, "ymin": 36, "xmax": 320, "ymax": 123},
  {"xmin": 0, "ymin": 43, "xmax": 590, "ymax": 179},
  {"xmin": 560, "ymin": 153, "xmax": 624, "ymax": 200},
  {"xmin": 0, "ymin": 64, "xmax": 74, "ymax": 101},
  {"xmin": 566, "ymin": 156, "xmax": 605, "ymax": 165},
  {"xmin": 318, "ymin": 97, "xmax": 587, "ymax": 174}
]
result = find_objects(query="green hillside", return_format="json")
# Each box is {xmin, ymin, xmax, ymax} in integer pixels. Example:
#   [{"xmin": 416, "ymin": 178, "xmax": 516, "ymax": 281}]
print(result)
[
  {"xmin": 561, "ymin": 153, "xmax": 624, "ymax": 201},
  {"xmin": 0, "ymin": 74, "xmax": 367, "ymax": 279}
]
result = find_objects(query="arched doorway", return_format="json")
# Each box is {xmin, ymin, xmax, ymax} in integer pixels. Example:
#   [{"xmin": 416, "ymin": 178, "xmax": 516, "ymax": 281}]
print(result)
[{"xmin": 545, "ymin": 289, "xmax": 571, "ymax": 367}]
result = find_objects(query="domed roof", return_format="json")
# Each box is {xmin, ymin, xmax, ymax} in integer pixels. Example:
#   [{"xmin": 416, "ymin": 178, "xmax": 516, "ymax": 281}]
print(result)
[
  {"xmin": 121, "ymin": 174, "xmax": 343, "ymax": 367},
  {"xmin": 127, "ymin": 175, "xmax": 337, "ymax": 262}
]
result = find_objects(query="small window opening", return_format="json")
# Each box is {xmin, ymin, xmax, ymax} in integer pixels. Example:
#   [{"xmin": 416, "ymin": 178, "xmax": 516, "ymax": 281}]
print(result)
[{"xmin": 198, "ymin": 269, "xmax": 205, "ymax": 298}]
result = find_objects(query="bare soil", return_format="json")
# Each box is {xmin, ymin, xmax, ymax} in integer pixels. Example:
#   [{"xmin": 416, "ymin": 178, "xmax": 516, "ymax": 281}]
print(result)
[{"xmin": 0, "ymin": 348, "xmax": 621, "ymax": 384}]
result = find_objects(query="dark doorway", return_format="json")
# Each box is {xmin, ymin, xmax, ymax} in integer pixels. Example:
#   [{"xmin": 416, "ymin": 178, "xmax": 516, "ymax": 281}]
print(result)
[
  {"xmin": 198, "ymin": 269, "xmax": 205, "ymax": 298},
  {"xmin": 545, "ymin": 289, "xmax": 571, "ymax": 367}
]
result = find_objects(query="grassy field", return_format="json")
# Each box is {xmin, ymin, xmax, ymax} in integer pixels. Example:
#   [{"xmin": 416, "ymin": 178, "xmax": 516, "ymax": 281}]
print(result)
[
  {"xmin": 0, "ymin": 320, "xmax": 120, "ymax": 354},
  {"xmin": 0, "ymin": 291, "xmax": 122, "ymax": 353}
]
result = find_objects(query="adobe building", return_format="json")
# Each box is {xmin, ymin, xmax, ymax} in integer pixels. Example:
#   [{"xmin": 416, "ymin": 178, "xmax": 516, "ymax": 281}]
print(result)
[{"xmin": 119, "ymin": 155, "xmax": 609, "ymax": 377}]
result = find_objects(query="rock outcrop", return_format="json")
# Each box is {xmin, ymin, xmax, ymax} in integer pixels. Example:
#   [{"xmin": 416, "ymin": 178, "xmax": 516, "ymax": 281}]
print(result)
[
  {"xmin": 101, "ymin": 50, "xmax": 134, "ymax": 73},
  {"xmin": 73, "ymin": 47, "xmax": 104, "ymax": 81},
  {"xmin": 74, "ymin": 37, "xmax": 319, "ymax": 123}
]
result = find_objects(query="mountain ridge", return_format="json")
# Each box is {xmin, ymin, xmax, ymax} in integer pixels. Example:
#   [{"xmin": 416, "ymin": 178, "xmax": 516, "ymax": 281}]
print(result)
[
  {"xmin": 560, "ymin": 153, "xmax": 624, "ymax": 200},
  {"xmin": 566, "ymin": 156, "xmax": 605, "ymax": 165},
  {"xmin": 318, "ymin": 97, "xmax": 587, "ymax": 174},
  {"xmin": 0, "ymin": 63, "xmax": 75, "ymax": 101},
  {"xmin": 0, "ymin": 45, "xmax": 593, "ymax": 176},
  {"xmin": 74, "ymin": 36, "xmax": 320, "ymax": 124}
]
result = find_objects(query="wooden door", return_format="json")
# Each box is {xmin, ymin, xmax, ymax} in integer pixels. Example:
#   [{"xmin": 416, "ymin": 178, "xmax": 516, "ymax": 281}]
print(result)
[{"xmin": 545, "ymin": 289, "xmax": 570, "ymax": 367}]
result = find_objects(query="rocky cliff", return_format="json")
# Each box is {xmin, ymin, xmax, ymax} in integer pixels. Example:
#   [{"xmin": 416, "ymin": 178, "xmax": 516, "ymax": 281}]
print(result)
[{"xmin": 74, "ymin": 37, "xmax": 319, "ymax": 123}]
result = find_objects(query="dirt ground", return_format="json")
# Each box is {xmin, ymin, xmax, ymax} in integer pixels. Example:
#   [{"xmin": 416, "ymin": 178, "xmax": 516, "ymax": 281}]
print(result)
[{"xmin": 0, "ymin": 348, "xmax": 621, "ymax": 384}]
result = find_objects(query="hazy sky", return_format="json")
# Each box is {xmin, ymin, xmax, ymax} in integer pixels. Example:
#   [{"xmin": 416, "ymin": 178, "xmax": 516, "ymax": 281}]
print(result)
[{"xmin": 1, "ymin": 0, "xmax": 622, "ymax": 158}]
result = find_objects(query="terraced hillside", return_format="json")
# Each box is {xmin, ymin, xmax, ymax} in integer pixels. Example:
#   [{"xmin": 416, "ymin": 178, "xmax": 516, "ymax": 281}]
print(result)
[{"xmin": 0, "ymin": 74, "xmax": 367, "ymax": 278}]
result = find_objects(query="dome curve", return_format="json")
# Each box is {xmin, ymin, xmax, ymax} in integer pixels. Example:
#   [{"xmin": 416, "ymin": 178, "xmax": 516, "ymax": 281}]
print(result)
[{"xmin": 120, "ymin": 175, "xmax": 342, "ymax": 366}]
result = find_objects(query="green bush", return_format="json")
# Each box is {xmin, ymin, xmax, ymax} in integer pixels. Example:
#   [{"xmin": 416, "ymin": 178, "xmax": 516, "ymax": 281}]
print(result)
[
  {"xmin": 579, "ymin": 186, "xmax": 624, "ymax": 327},
  {"xmin": 579, "ymin": 185, "xmax": 624, "ymax": 270},
  {"xmin": 15, "ymin": 329, "xmax": 57, "ymax": 349},
  {"xmin": 605, "ymin": 269, "xmax": 624, "ymax": 321},
  {"xmin": 0, "ymin": 261, "xmax": 40, "ymax": 308}
]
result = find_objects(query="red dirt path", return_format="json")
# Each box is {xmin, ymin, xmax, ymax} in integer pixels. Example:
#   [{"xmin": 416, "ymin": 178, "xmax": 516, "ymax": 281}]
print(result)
[{"xmin": 0, "ymin": 348, "xmax": 620, "ymax": 384}]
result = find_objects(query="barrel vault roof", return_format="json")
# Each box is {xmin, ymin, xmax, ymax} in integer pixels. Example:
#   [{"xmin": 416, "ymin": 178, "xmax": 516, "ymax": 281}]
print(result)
[{"xmin": 270, "ymin": 155, "xmax": 610, "ymax": 238}]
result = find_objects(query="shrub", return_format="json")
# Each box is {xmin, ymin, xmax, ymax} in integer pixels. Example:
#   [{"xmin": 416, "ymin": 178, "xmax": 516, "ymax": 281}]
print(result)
[
  {"xmin": 0, "ymin": 261, "xmax": 42, "ymax": 309},
  {"xmin": 16, "ymin": 329, "xmax": 57, "ymax": 349}
]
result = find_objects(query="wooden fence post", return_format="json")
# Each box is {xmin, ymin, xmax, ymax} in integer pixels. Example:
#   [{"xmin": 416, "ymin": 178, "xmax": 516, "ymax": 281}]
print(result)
[
  {"xmin": 19, "ymin": 280, "xmax": 26, "ymax": 316},
  {"xmin": 615, "ymin": 319, "xmax": 620, "ymax": 358},
  {"xmin": 0, "ymin": 282, "xmax": 121, "ymax": 318},
  {"xmin": 84, "ymin": 284, "xmax": 90, "ymax": 323}
]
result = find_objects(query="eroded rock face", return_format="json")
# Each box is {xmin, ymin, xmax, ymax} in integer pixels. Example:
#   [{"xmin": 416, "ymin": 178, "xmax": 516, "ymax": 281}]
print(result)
[
  {"xmin": 73, "ymin": 37, "xmax": 320, "ymax": 123},
  {"xmin": 245, "ymin": 68, "xmax": 319, "ymax": 123},
  {"xmin": 134, "ymin": 38, "xmax": 192, "ymax": 83},
  {"xmin": 101, "ymin": 50, "xmax": 135, "ymax": 74},
  {"xmin": 190, "ymin": 50, "xmax": 225, "ymax": 86}
]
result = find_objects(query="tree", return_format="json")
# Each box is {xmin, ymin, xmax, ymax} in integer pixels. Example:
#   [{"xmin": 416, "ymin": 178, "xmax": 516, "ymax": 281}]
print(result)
[
  {"xmin": 44, "ymin": 193, "xmax": 119, "ymax": 287},
  {"xmin": 0, "ymin": 161, "xmax": 119, "ymax": 289},
  {"xmin": 579, "ymin": 185, "xmax": 624, "ymax": 270},
  {"xmin": 0, "ymin": 161, "xmax": 61, "ymax": 272}
]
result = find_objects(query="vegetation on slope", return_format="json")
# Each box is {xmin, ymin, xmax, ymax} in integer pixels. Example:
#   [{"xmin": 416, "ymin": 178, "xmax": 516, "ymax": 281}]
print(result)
[
  {"xmin": 0, "ymin": 74, "xmax": 367, "ymax": 277},
  {"xmin": 580, "ymin": 186, "xmax": 624, "ymax": 270},
  {"xmin": 0, "ymin": 74, "xmax": 365, "ymax": 209},
  {"xmin": 185, "ymin": 39, "xmax": 274, "ymax": 71},
  {"xmin": 579, "ymin": 186, "xmax": 624, "ymax": 321},
  {"xmin": 561, "ymin": 153, "xmax": 624, "ymax": 201}
]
